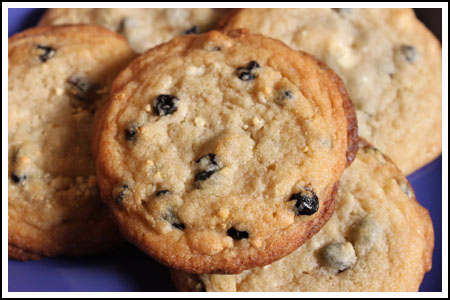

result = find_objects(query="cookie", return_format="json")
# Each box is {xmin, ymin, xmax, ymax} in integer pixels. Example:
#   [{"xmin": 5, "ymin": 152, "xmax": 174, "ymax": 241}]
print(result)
[
  {"xmin": 8, "ymin": 25, "xmax": 136, "ymax": 260},
  {"xmin": 8, "ymin": 244, "xmax": 42, "ymax": 261},
  {"xmin": 221, "ymin": 8, "xmax": 442, "ymax": 175},
  {"xmin": 39, "ymin": 8, "xmax": 229, "ymax": 53},
  {"xmin": 93, "ymin": 29, "xmax": 358, "ymax": 274},
  {"xmin": 170, "ymin": 140, "xmax": 434, "ymax": 291}
]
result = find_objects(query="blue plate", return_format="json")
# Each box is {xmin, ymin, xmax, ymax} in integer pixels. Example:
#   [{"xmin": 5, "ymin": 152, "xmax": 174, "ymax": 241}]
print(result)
[{"xmin": 7, "ymin": 8, "xmax": 442, "ymax": 292}]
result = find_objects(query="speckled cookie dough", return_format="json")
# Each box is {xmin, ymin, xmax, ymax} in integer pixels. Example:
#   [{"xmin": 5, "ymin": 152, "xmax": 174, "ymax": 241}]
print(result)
[
  {"xmin": 39, "ymin": 8, "xmax": 229, "ymax": 53},
  {"xmin": 8, "ymin": 25, "xmax": 136, "ymax": 259},
  {"xmin": 221, "ymin": 8, "xmax": 442, "ymax": 174},
  {"xmin": 93, "ymin": 29, "xmax": 357, "ymax": 274},
  {"xmin": 170, "ymin": 140, "xmax": 434, "ymax": 291}
]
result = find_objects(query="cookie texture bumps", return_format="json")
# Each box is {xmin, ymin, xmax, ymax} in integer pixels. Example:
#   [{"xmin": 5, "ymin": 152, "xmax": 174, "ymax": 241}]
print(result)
[
  {"xmin": 8, "ymin": 25, "xmax": 136, "ymax": 259},
  {"xmin": 170, "ymin": 140, "xmax": 434, "ymax": 291},
  {"xmin": 39, "ymin": 8, "xmax": 229, "ymax": 53},
  {"xmin": 93, "ymin": 29, "xmax": 357, "ymax": 273},
  {"xmin": 221, "ymin": 8, "xmax": 442, "ymax": 174}
]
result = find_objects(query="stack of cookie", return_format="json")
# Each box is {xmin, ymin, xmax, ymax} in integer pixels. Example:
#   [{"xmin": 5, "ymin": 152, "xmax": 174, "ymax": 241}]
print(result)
[{"xmin": 8, "ymin": 8, "xmax": 440, "ymax": 292}]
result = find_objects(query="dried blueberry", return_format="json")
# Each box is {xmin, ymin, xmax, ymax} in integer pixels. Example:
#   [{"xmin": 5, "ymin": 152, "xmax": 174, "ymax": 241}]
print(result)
[
  {"xmin": 11, "ymin": 173, "xmax": 27, "ymax": 184},
  {"xmin": 332, "ymin": 8, "xmax": 352, "ymax": 15},
  {"xmin": 396, "ymin": 179, "xmax": 413, "ymax": 198},
  {"xmin": 195, "ymin": 170, "xmax": 216, "ymax": 182},
  {"xmin": 114, "ymin": 184, "xmax": 128, "ymax": 204},
  {"xmin": 67, "ymin": 76, "xmax": 97, "ymax": 102},
  {"xmin": 163, "ymin": 211, "xmax": 185, "ymax": 230},
  {"xmin": 195, "ymin": 154, "xmax": 222, "ymax": 183},
  {"xmin": 289, "ymin": 187, "xmax": 319, "ymax": 216},
  {"xmin": 227, "ymin": 227, "xmax": 249, "ymax": 240},
  {"xmin": 153, "ymin": 94, "xmax": 179, "ymax": 116},
  {"xmin": 172, "ymin": 222, "xmax": 186, "ymax": 230},
  {"xmin": 322, "ymin": 242, "xmax": 356, "ymax": 272},
  {"xmin": 117, "ymin": 17, "xmax": 129, "ymax": 33},
  {"xmin": 184, "ymin": 25, "xmax": 199, "ymax": 35},
  {"xmin": 125, "ymin": 125, "xmax": 138, "ymax": 141},
  {"xmin": 283, "ymin": 90, "xmax": 293, "ymax": 99},
  {"xmin": 247, "ymin": 60, "xmax": 260, "ymax": 71},
  {"xmin": 400, "ymin": 45, "xmax": 416, "ymax": 63},
  {"xmin": 36, "ymin": 45, "xmax": 56, "ymax": 62},
  {"xmin": 237, "ymin": 61, "xmax": 260, "ymax": 81},
  {"xmin": 238, "ymin": 72, "xmax": 256, "ymax": 81},
  {"xmin": 277, "ymin": 89, "xmax": 294, "ymax": 104},
  {"xmin": 156, "ymin": 190, "xmax": 170, "ymax": 197}
]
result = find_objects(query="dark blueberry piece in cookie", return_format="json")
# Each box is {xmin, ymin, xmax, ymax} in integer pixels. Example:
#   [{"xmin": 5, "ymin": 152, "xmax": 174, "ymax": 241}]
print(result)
[
  {"xmin": 332, "ymin": 8, "xmax": 352, "ymax": 15},
  {"xmin": 195, "ymin": 153, "xmax": 222, "ymax": 182},
  {"xmin": 156, "ymin": 190, "xmax": 171, "ymax": 197},
  {"xmin": 237, "ymin": 60, "xmax": 260, "ymax": 72},
  {"xmin": 213, "ymin": 46, "xmax": 221, "ymax": 51},
  {"xmin": 125, "ymin": 125, "xmax": 138, "ymax": 141},
  {"xmin": 290, "ymin": 187, "xmax": 319, "ymax": 216},
  {"xmin": 11, "ymin": 173, "xmax": 27, "ymax": 184},
  {"xmin": 247, "ymin": 60, "xmax": 260, "ymax": 71},
  {"xmin": 322, "ymin": 242, "xmax": 356, "ymax": 272},
  {"xmin": 114, "ymin": 184, "xmax": 129, "ymax": 204},
  {"xmin": 172, "ymin": 222, "xmax": 186, "ymax": 230},
  {"xmin": 117, "ymin": 17, "xmax": 133, "ymax": 34},
  {"xmin": 395, "ymin": 179, "xmax": 413, "ymax": 198},
  {"xmin": 400, "ymin": 45, "xmax": 416, "ymax": 63},
  {"xmin": 153, "ymin": 94, "xmax": 179, "ymax": 116},
  {"xmin": 196, "ymin": 153, "xmax": 221, "ymax": 171},
  {"xmin": 277, "ymin": 89, "xmax": 294, "ymax": 104},
  {"xmin": 184, "ymin": 25, "xmax": 199, "ymax": 35},
  {"xmin": 36, "ymin": 44, "xmax": 56, "ymax": 62},
  {"xmin": 163, "ymin": 210, "xmax": 185, "ymax": 230},
  {"xmin": 237, "ymin": 61, "xmax": 260, "ymax": 81},
  {"xmin": 227, "ymin": 227, "xmax": 249, "ymax": 240},
  {"xmin": 195, "ymin": 170, "xmax": 216, "ymax": 182},
  {"xmin": 238, "ymin": 72, "xmax": 256, "ymax": 81},
  {"xmin": 283, "ymin": 90, "xmax": 293, "ymax": 99},
  {"xmin": 67, "ymin": 76, "xmax": 97, "ymax": 102}
]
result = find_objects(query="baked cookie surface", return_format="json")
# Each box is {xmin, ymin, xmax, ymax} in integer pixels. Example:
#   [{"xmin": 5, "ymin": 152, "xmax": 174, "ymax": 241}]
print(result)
[
  {"xmin": 221, "ymin": 8, "xmax": 442, "ymax": 174},
  {"xmin": 8, "ymin": 25, "xmax": 136, "ymax": 259},
  {"xmin": 39, "ymin": 8, "xmax": 229, "ymax": 53},
  {"xmin": 170, "ymin": 140, "xmax": 434, "ymax": 291},
  {"xmin": 93, "ymin": 29, "xmax": 357, "ymax": 273}
]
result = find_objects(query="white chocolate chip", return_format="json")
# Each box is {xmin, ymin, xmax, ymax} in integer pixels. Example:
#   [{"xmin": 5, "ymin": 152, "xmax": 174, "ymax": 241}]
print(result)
[{"xmin": 144, "ymin": 104, "xmax": 152, "ymax": 112}]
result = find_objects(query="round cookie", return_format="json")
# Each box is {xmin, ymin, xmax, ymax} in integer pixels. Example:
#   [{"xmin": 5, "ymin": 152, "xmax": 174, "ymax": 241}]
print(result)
[
  {"xmin": 8, "ymin": 25, "xmax": 136, "ymax": 259},
  {"xmin": 39, "ymin": 8, "xmax": 229, "ymax": 53},
  {"xmin": 93, "ymin": 29, "xmax": 358, "ymax": 274},
  {"xmin": 170, "ymin": 140, "xmax": 434, "ymax": 292},
  {"xmin": 221, "ymin": 8, "xmax": 442, "ymax": 175}
]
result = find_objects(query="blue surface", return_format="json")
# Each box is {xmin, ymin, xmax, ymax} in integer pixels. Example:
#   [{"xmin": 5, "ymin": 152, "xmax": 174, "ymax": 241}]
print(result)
[{"xmin": 8, "ymin": 8, "xmax": 443, "ymax": 292}]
